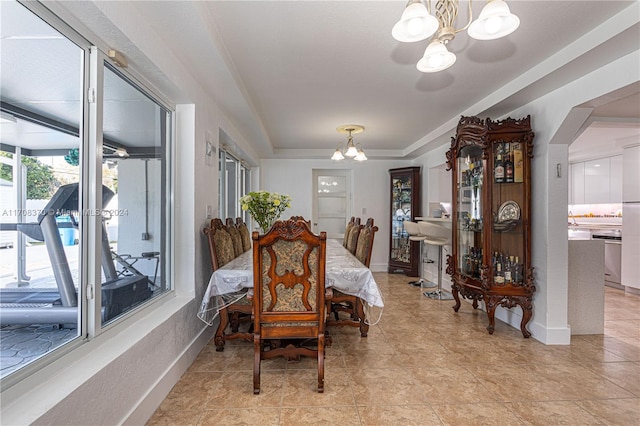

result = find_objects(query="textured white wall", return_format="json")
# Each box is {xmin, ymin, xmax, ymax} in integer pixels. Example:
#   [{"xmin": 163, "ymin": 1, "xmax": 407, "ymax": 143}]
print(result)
[{"xmin": 260, "ymin": 158, "xmax": 407, "ymax": 271}]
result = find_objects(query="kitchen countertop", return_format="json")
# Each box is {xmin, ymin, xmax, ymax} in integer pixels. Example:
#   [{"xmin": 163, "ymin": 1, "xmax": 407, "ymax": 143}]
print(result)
[
  {"xmin": 415, "ymin": 217, "xmax": 452, "ymax": 222},
  {"xmin": 569, "ymin": 224, "xmax": 622, "ymax": 229}
]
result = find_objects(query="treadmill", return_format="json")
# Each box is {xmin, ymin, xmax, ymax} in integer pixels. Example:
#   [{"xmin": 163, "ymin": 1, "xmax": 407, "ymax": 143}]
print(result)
[{"xmin": 0, "ymin": 183, "xmax": 151, "ymax": 325}]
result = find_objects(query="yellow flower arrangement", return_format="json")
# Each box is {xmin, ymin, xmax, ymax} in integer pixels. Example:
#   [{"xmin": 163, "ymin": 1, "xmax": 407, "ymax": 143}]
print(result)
[{"xmin": 240, "ymin": 190, "xmax": 292, "ymax": 232}]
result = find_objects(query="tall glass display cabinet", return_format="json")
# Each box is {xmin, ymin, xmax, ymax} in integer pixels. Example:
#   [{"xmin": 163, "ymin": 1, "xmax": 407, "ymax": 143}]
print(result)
[
  {"xmin": 445, "ymin": 116, "xmax": 535, "ymax": 337},
  {"xmin": 388, "ymin": 167, "xmax": 421, "ymax": 276}
]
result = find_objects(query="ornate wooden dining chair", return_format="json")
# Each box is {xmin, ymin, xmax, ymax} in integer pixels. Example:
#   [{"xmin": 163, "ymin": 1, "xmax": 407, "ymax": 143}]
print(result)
[
  {"xmin": 204, "ymin": 218, "xmax": 252, "ymax": 351},
  {"xmin": 226, "ymin": 217, "xmax": 244, "ymax": 258},
  {"xmin": 252, "ymin": 220, "xmax": 327, "ymax": 394},
  {"xmin": 289, "ymin": 215, "xmax": 312, "ymax": 229},
  {"xmin": 235, "ymin": 217, "xmax": 252, "ymax": 252},
  {"xmin": 355, "ymin": 218, "xmax": 379, "ymax": 267},
  {"xmin": 345, "ymin": 217, "xmax": 361, "ymax": 255},
  {"xmin": 343, "ymin": 216, "xmax": 356, "ymax": 248},
  {"xmin": 204, "ymin": 218, "xmax": 236, "ymax": 270},
  {"xmin": 326, "ymin": 218, "xmax": 378, "ymax": 338}
]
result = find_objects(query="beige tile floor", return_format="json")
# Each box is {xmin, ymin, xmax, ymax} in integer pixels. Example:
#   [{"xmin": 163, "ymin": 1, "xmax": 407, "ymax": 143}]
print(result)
[{"xmin": 148, "ymin": 273, "xmax": 640, "ymax": 425}]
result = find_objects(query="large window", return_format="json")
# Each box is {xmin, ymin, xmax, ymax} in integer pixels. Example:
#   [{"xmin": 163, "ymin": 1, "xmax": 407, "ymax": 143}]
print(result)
[
  {"xmin": 0, "ymin": 0, "xmax": 173, "ymax": 384},
  {"xmin": 218, "ymin": 147, "xmax": 250, "ymax": 225},
  {"xmin": 100, "ymin": 64, "xmax": 171, "ymax": 326}
]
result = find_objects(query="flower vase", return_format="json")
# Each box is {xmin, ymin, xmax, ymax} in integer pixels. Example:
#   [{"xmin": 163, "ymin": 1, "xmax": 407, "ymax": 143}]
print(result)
[{"xmin": 254, "ymin": 220, "xmax": 273, "ymax": 235}]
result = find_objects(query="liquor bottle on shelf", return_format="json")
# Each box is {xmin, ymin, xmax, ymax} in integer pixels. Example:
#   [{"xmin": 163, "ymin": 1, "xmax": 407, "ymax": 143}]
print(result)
[
  {"xmin": 514, "ymin": 256, "xmax": 523, "ymax": 283},
  {"xmin": 513, "ymin": 142, "xmax": 524, "ymax": 183},
  {"xmin": 495, "ymin": 262, "xmax": 505, "ymax": 284},
  {"xmin": 494, "ymin": 154, "xmax": 504, "ymax": 183},
  {"xmin": 504, "ymin": 256, "xmax": 514, "ymax": 283},
  {"xmin": 505, "ymin": 150, "xmax": 514, "ymax": 183}
]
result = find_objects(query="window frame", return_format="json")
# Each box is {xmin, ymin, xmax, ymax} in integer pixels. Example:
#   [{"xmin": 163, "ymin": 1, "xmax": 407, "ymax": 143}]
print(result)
[
  {"xmin": 1, "ymin": 0, "xmax": 176, "ymax": 389},
  {"xmin": 218, "ymin": 147, "xmax": 251, "ymax": 223}
]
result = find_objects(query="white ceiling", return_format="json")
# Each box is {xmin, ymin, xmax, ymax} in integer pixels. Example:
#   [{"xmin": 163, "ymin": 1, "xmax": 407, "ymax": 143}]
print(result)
[
  {"xmin": 568, "ymin": 90, "xmax": 640, "ymax": 162},
  {"xmin": 155, "ymin": 0, "xmax": 639, "ymax": 160},
  {"xmin": 2, "ymin": 1, "xmax": 639, "ymax": 161}
]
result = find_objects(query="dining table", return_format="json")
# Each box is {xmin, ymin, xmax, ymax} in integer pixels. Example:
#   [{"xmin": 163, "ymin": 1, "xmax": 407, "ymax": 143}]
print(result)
[{"xmin": 197, "ymin": 238, "xmax": 384, "ymax": 329}]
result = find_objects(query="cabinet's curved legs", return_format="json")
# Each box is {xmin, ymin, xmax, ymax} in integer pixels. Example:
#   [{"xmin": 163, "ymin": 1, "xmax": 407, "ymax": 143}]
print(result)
[
  {"xmin": 484, "ymin": 295, "xmax": 533, "ymax": 337},
  {"xmin": 452, "ymin": 285, "xmax": 461, "ymax": 312},
  {"xmin": 519, "ymin": 297, "xmax": 533, "ymax": 338},
  {"xmin": 485, "ymin": 296, "xmax": 498, "ymax": 335}
]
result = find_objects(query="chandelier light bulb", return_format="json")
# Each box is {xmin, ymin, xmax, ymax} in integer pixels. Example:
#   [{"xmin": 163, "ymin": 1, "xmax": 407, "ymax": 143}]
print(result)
[
  {"xmin": 345, "ymin": 145, "xmax": 359, "ymax": 158},
  {"xmin": 407, "ymin": 17, "xmax": 425, "ymax": 36},
  {"xmin": 355, "ymin": 149, "xmax": 367, "ymax": 162},
  {"xmin": 429, "ymin": 52, "xmax": 444, "ymax": 68},
  {"xmin": 392, "ymin": 1, "xmax": 439, "ymax": 42},
  {"xmin": 417, "ymin": 40, "xmax": 456, "ymax": 73},
  {"xmin": 468, "ymin": 0, "xmax": 520, "ymax": 40},
  {"xmin": 331, "ymin": 148, "xmax": 345, "ymax": 161},
  {"xmin": 484, "ymin": 15, "xmax": 503, "ymax": 35}
]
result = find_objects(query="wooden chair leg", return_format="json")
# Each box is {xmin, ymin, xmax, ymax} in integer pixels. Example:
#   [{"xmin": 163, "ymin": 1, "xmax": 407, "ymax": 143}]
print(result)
[
  {"xmin": 317, "ymin": 333, "xmax": 325, "ymax": 393},
  {"xmin": 325, "ymin": 328, "xmax": 332, "ymax": 348},
  {"xmin": 253, "ymin": 333, "xmax": 261, "ymax": 395},
  {"xmin": 230, "ymin": 311, "xmax": 240, "ymax": 333},
  {"xmin": 355, "ymin": 298, "xmax": 369, "ymax": 337},
  {"xmin": 214, "ymin": 307, "xmax": 230, "ymax": 352}
]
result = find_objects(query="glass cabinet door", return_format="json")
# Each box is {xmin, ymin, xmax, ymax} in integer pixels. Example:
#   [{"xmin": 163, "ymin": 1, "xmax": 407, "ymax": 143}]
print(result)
[
  {"xmin": 390, "ymin": 173, "xmax": 413, "ymax": 265},
  {"xmin": 448, "ymin": 115, "xmax": 534, "ymax": 337},
  {"xmin": 456, "ymin": 145, "xmax": 484, "ymax": 279},
  {"xmin": 490, "ymin": 140, "xmax": 526, "ymax": 285}
]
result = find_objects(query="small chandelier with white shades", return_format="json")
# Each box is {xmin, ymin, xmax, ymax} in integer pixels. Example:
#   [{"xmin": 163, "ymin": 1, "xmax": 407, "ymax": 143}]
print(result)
[
  {"xmin": 331, "ymin": 125, "xmax": 367, "ymax": 161},
  {"xmin": 392, "ymin": 0, "xmax": 520, "ymax": 73}
]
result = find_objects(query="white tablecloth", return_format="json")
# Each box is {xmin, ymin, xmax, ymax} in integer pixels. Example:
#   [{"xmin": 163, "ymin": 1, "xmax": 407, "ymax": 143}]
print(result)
[{"xmin": 198, "ymin": 239, "xmax": 384, "ymax": 326}]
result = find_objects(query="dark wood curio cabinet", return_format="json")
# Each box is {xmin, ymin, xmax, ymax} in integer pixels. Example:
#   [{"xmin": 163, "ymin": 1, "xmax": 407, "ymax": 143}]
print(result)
[
  {"xmin": 388, "ymin": 167, "xmax": 421, "ymax": 276},
  {"xmin": 445, "ymin": 116, "xmax": 535, "ymax": 337}
]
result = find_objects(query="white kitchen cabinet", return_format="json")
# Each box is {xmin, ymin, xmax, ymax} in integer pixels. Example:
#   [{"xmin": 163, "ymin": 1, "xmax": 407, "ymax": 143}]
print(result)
[
  {"xmin": 604, "ymin": 241, "xmax": 622, "ymax": 285},
  {"xmin": 570, "ymin": 155, "xmax": 624, "ymax": 204},
  {"xmin": 609, "ymin": 155, "xmax": 623, "ymax": 203},
  {"xmin": 584, "ymin": 158, "xmax": 610, "ymax": 204},
  {"xmin": 570, "ymin": 162, "xmax": 585, "ymax": 204},
  {"xmin": 623, "ymin": 145, "xmax": 640, "ymax": 202},
  {"xmin": 622, "ymin": 146, "xmax": 640, "ymax": 291}
]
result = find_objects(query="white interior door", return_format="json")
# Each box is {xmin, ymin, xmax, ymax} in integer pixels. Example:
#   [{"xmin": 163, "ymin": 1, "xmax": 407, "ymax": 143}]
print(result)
[{"xmin": 312, "ymin": 169, "xmax": 351, "ymax": 239}]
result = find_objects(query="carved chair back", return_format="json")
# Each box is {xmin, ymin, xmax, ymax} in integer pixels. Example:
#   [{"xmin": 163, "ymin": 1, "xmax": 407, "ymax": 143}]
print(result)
[
  {"xmin": 236, "ymin": 217, "xmax": 252, "ymax": 252},
  {"xmin": 345, "ymin": 217, "xmax": 361, "ymax": 255},
  {"xmin": 226, "ymin": 217, "xmax": 244, "ymax": 257},
  {"xmin": 355, "ymin": 218, "xmax": 379, "ymax": 267},
  {"xmin": 204, "ymin": 218, "xmax": 235, "ymax": 270},
  {"xmin": 343, "ymin": 216, "xmax": 356, "ymax": 248},
  {"xmin": 289, "ymin": 215, "xmax": 312, "ymax": 229},
  {"xmin": 252, "ymin": 219, "xmax": 327, "ymax": 394}
]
